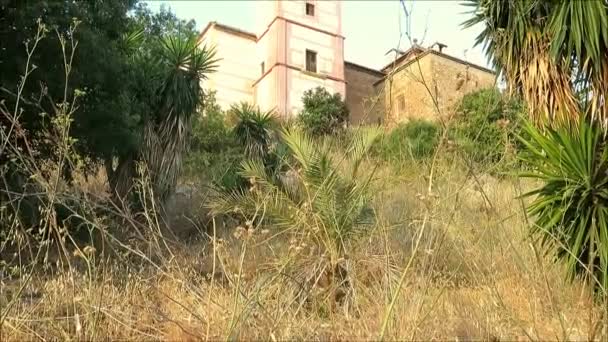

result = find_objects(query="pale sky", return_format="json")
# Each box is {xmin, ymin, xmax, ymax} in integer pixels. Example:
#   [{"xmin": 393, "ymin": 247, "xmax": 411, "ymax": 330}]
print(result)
[{"xmin": 144, "ymin": 0, "xmax": 489, "ymax": 71}]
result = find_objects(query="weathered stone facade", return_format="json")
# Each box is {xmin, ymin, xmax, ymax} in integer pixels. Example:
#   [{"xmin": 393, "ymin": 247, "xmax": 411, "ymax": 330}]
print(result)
[
  {"xmin": 374, "ymin": 49, "xmax": 496, "ymax": 126},
  {"xmin": 344, "ymin": 61, "xmax": 384, "ymax": 125}
]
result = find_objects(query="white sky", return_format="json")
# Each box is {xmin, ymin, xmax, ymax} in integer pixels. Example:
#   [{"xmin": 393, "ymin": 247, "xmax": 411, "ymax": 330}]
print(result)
[{"xmin": 144, "ymin": 0, "xmax": 489, "ymax": 71}]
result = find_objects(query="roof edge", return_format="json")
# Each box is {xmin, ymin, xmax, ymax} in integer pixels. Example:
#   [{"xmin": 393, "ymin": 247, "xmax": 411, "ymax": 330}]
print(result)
[
  {"xmin": 199, "ymin": 21, "xmax": 257, "ymax": 42},
  {"xmin": 344, "ymin": 61, "xmax": 385, "ymax": 77}
]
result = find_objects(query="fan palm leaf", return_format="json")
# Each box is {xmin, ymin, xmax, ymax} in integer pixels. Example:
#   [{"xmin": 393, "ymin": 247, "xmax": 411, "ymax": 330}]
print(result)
[{"xmin": 210, "ymin": 127, "xmax": 381, "ymax": 256}]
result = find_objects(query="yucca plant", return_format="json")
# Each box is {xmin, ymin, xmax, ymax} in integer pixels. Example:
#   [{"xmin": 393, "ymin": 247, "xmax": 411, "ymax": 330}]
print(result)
[
  {"xmin": 519, "ymin": 119, "xmax": 608, "ymax": 292},
  {"xmin": 230, "ymin": 103, "xmax": 278, "ymax": 160},
  {"xmin": 210, "ymin": 127, "xmax": 381, "ymax": 303}
]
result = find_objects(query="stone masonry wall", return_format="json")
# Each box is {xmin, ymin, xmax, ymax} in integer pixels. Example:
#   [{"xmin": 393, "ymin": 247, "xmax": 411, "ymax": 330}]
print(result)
[
  {"xmin": 379, "ymin": 52, "xmax": 496, "ymax": 126},
  {"xmin": 345, "ymin": 62, "xmax": 384, "ymax": 125}
]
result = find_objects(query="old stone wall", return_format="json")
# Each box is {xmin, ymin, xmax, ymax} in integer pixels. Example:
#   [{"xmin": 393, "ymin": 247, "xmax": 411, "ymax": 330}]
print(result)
[
  {"xmin": 345, "ymin": 62, "xmax": 384, "ymax": 125},
  {"xmin": 378, "ymin": 52, "xmax": 496, "ymax": 126}
]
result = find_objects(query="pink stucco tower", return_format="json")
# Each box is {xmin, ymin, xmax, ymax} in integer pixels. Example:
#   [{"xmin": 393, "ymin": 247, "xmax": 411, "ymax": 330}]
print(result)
[
  {"xmin": 199, "ymin": 1, "xmax": 345, "ymax": 117},
  {"xmin": 254, "ymin": 1, "xmax": 346, "ymax": 116}
]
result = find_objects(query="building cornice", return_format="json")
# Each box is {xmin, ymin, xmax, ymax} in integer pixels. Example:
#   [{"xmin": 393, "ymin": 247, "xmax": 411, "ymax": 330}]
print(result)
[{"xmin": 252, "ymin": 62, "xmax": 345, "ymax": 87}]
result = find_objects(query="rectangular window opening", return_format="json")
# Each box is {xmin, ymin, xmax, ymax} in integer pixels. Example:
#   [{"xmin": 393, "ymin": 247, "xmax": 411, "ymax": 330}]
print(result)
[
  {"xmin": 306, "ymin": 2, "xmax": 315, "ymax": 16},
  {"xmin": 261, "ymin": 61, "xmax": 265, "ymax": 75},
  {"xmin": 397, "ymin": 95, "xmax": 406, "ymax": 113},
  {"xmin": 305, "ymin": 49, "xmax": 317, "ymax": 73}
]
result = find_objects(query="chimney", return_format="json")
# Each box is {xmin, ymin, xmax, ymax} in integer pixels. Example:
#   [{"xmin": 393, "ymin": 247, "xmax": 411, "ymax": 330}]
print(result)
[{"xmin": 431, "ymin": 42, "xmax": 447, "ymax": 53}]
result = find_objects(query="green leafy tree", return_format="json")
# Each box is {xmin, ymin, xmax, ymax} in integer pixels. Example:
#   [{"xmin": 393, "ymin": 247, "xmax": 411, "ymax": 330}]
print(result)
[
  {"xmin": 0, "ymin": 0, "xmax": 139, "ymax": 174},
  {"xmin": 298, "ymin": 87, "xmax": 349, "ymax": 136}
]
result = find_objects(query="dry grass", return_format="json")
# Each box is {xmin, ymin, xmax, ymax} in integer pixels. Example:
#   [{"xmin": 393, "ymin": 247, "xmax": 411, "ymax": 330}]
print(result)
[{"xmin": 0, "ymin": 160, "xmax": 603, "ymax": 341}]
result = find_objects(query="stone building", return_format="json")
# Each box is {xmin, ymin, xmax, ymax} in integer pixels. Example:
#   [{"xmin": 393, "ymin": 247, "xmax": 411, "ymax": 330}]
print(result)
[
  {"xmin": 374, "ymin": 42, "xmax": 496, "ymax": 126},
  {"xmin": 198, "ymin": 0, "xmax": 495, "ymax": 125}
]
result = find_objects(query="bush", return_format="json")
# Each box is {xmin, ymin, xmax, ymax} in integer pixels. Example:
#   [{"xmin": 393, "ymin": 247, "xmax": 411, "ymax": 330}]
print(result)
[
  {"xmin": 298, "ymin": 87, "xmax": 349, "ymax": 136},
  {"xmin": 375, "ymin": 119, "xmax": 441, "ymax": 162},
  {"xmin": 451, "ymin": 89, "xmax": 525, "ymax": 165},
  {"xmin": 185, "ymin": 92, "xmax": 246, "ymax": 190}
]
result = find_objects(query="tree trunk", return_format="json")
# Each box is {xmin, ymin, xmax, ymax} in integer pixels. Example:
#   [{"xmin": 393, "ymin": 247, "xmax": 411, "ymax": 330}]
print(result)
[{"xmin": 105, "ymin": 155, "xmax": 135, "ymax": 204}]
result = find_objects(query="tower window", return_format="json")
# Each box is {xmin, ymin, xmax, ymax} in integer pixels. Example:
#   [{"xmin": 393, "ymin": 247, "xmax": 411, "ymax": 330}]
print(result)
[
  {"xmin": 305, "ymin": 49, "xmax": 317, "ymax": 73},
  {"xmin": 305, "ymin": 2, "xmax": 315, "ymax": 16},
  {"xmin": 261, "ymin": 61, "xmax": 265, "ymax": 75}
]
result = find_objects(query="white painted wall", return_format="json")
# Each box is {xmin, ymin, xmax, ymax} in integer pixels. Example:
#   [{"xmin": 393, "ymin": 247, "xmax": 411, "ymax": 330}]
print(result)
[
  {"xmin": 281, "ymin": 0, "xmax": 341, "ymax": 35},
  {"xmin": 199, "ymin": 26, "xmax": 257, "ymax": 110}
]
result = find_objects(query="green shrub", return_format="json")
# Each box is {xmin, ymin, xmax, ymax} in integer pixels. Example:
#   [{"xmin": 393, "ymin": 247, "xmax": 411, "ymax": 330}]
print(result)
[
  {"xmin": 185, "ymin": 92, "xmax": 246, "ymax": 190},
  {"xmin": 298, "ymin": 86, "xmax": 349, "ymax": 136},
  {"xmin": 375, "ymin": 119, "xmax": 441, "ymax": 162},
  {"xmin": 451, "ymin": 89, "xmax": 525, "ymax": 166}
]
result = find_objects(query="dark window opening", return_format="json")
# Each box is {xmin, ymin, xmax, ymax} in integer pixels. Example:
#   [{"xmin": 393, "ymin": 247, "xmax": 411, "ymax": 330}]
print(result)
[
  {"xmin": 261, "ymin": 61, "xmax": 265, "ymax": 75},
  {"xmin": 397, "ymin": 95, "xmax": 405, "ymax": 113},
  {"xmin": 305, "ymin": 49, "xmax": 317, "ymax": 73},
  {"xmin": 306, "ymin": 2, "xmax": 315, "ymax": 16}
]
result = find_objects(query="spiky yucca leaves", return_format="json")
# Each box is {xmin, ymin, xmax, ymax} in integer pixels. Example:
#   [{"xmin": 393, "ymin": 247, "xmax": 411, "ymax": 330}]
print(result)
[
  {"xmin": 210, "ymin": 128, "xmax": 381, "ymax": 299},
  {"xmin": 519, "ymin": 119, "xmax": 608, "ymax": 293},
  {"xmin": 230, "ymin": 103, "xmax": 278, "ymax": 160},
  {"xmin": 141, "ymin": 35, "xmax": 218, "ymax": 201},
  {"xmin": 463, "ymin": 0, "xmax": 608, "ymax": 128}
]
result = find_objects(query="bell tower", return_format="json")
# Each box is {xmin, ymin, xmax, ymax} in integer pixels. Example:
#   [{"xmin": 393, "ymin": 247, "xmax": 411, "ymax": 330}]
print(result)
[{"xmin": 253, "ymin": 1, "xmax": 345, "ymax": 117}]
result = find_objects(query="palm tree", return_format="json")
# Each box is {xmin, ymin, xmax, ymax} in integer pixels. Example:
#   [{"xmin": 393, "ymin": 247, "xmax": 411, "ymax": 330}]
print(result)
[
  {"xmin": 230, "ymin": 102, "xmax": 278, "ymax": 160},
  {"xmin": 108, "ymin": 30, "xmax": 218, "ymax": 203},
  {"xmin": 210, "ymin": 127, "xmax": 381, "ymax": 304},
  {"xmin": 463, "ymin": 0, "xmax": 608, "ymax": 292},
  {"xmin": 462, "ymin": 0, "xmax": 608, "ymax": 127}
]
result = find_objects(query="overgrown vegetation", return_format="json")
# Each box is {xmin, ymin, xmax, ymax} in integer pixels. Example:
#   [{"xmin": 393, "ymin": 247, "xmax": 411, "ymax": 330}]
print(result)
[
  {"xmin": 466, "ymin": 0, "xmax": 608, "ymax": 294},
  {"xmin": 2, "ymin": 0, "xmax": 608, "ymax": 340},
  {"xmin": 186, "ymin": 91, "xmax": 245, "ymax": 190}
]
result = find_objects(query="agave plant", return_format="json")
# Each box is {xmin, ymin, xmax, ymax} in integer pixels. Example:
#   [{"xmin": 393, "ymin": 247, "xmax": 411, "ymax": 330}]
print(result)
[
  {"xmin": 519, "ymin": 119, "xmax": 608, "ymax": 292},
  {"xmin": 210, "ymin": 127, "xmax": 381, "ymax": 296},
  {"xmin": 230, "ymin": 103, "xmax": 278, "ymax": 160}
]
